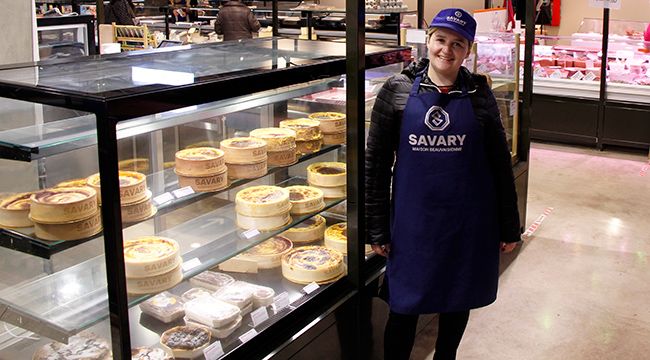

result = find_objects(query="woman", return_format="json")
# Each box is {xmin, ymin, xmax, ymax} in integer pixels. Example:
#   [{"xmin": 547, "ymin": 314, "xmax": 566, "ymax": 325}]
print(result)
[
  {"xmin": 365, "ymin": 8, "xmax": 521, "ymax": 360},
  {"xmin": 105, "ymin": 0, "xmax": 137, "ymax": 25}
]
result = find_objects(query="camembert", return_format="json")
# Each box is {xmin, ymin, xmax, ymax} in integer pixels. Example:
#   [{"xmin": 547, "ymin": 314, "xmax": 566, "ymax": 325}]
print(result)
[
  {"xmin": 123, "ymin": 236, "xmax": 181, "ymax": 278},
  {"xmin": 30, "ymin": 187, "xmax": 98, "ymax": 223},
  {"xmin": 86, "ymin": 170, "xmax": 147, "ymax": 205},
  {"xmin": 250, "ymin": 127, "xmax": 297, "ymax": 152},
  {"xmin": 0, "ymin": 192, "xmax": 33, "ymax": 228},
  {"xmin": 279, "ymin": 118, "xmax": 322, "ymax": 141},
  {"xmin": 281, "ymin": 215, "xmax": 326, "ymax": 244},
  {"xmin": 307, "ymin": 162, "xmax": 346, "ymax": 187},
  {"xmin": 220, "ymin": 137, "xmax": 267, "ymax": 164},
  {"xmin": 286, "ymin": 185, "xmax": 325, "ymax": 215},
  {"xmin": 324, "ymin": 222, "xmax": 373, "ymax": 255},
  {"xmin": 235, "ymin": 186, "xmax": 291, "ymax": 217},
  {"xmin": 175, "ymin": 147, "xmax": 226, "ymax": 176},
  {"xmin": 282, "ymin": 246, "xmax": 345, "ymax": 284},
  {"xmin": 237, "ymin": 236, "xmax": 293, "ymax": 269},
  {"xmin": 308, "ymin": 112, "xmax": 346, "ymax": 134},
  {"xmin": 32, "ymin": 211, "xmax": 102, "ymax": 241}
]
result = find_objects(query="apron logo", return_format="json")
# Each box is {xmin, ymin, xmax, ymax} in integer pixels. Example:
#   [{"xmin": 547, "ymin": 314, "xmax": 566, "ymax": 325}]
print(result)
[{"xmin": 424, "ymin": 106, "xmax": 450, "ymax": 131}]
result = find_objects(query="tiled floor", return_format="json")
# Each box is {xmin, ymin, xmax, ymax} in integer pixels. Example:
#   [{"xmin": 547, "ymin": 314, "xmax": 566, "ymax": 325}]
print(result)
[{"xmin": 410, "ymin": 142, "xmax": 650, "ymax": 359}]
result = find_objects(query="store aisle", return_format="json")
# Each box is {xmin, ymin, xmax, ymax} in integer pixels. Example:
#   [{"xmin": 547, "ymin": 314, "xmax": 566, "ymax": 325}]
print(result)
[{"xmin": 410, "ymin": 142, "xmax": 650, "ymax": 360}]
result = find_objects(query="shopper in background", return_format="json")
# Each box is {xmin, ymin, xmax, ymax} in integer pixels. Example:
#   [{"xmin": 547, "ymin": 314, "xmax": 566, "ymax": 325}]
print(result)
[
  {"xmin": 105, "ymin": 0, "xmax": 138, "ymax": 25},
  {"xmin": 365, "ymin": 8, "xmax": 521, "ymax": 360},
  {"xmin": 214, "ymin": 0, "xmax": 261, "ymax": 41}
]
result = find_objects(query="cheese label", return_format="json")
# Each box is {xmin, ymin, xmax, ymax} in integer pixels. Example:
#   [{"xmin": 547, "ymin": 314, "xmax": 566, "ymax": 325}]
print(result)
[
  {"xmin": 242, "ymin": 229, "xmax": 261, "ymax": 239},
  {"xmin": 250, "ymin": 306, "xmax": 269, "ymax": 327},
  {"xmin": 272, "ymin": 292, "xmax": 290, "ymax": 312},
  {"xmin": 173, "ymin": 186, "xmax": 195, "ymax": 199},
  {"xmin": 570, "ymin": 71, "xmax": 585, "ymax": 81},
  {"xmin": 239, "ymin": 329, "xmax": 258, "ymax": 344},
  {"xmin": 584, "ymin": 72, "xmax": 597, "ymax": 82},
  {"xmin": 303, "ymin": 282, "xmax": 320, "ymax": 294},
  {"xmin": 203, "ymin": 341, "xmax": 224, "ymax": 360},
  {"xmin": 153, "ymin": 192, "xmax": 174, "ymax": 205},
  {"xmin": 182, "ymin": 257, "xmax": 201, "ymax": 272}
]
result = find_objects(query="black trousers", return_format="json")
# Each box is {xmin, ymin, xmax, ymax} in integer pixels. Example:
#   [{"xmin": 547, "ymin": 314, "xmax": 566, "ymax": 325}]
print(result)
[{"xmin": 384, "ymin": 310, "xmax": 470, "ymax": 360}]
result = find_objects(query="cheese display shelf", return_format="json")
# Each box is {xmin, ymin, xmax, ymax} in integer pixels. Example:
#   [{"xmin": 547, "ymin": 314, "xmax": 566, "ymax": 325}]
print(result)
[{"xmin": 0, "ymin": 38, "xmax": 410, "ymax": 359}]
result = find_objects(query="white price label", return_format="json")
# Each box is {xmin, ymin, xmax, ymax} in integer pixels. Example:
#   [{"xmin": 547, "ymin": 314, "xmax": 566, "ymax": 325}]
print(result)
[
  {"xmin": 181, "ymin": 257, "xmax": 202, "ymax": 272},
  {"xmin": 153, "ymin": 192, "xmax": 174, "ymax": 206},
  {"xmin": 250, "ymin": 306, "xmax": 269, "ymax": 327},
  {"xmin": 172, "ymin": 186, "xmax": 195, "ymax": 199},
  {"xmin": 241, "ymin": 229, "xmax": 260, "ymax": 239},
  {"xmin": 239, "ymin": 329, "xmax": 258, "ymax": 344},
  {"xmin": 589, "ymin": 0, "xmax": 621, "ymax": 9},
  {"xmin": 272, "ymin": 292, "xmax": 290, "ymax": 312},
  {"xmin": 533, "ymin": 67, "xmax": 547, "ymax": 78},
  {"xmin": 584, "ymin": 72, "xmax": 598, "ymax": 82},
  {"xmin": 203, "ymin": 341, "xmax": 224, "ymax": 360},
  {"xmin": 570, "ymin": 71, "xmax": 585, "ymax": 81},
  {"xmin": 303, "ymin": 282, "xmax": 320, "ymax": 294},
  {"xmin": 549, "ymin": 70, "xmax": 564, "ymax": 79}
]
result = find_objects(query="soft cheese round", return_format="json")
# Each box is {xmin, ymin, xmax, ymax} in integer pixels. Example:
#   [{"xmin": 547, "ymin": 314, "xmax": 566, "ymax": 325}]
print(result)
[
  {"xmin": 227, "ymin": 160, "xmax": 267, "ymax": 179},
  {"xmin": 86, "ymin": 170, "xmax": 147, "ymax": 205},
  {"xmin": 121, "ymin": 191, "xmax": 156, "ymax": 223},
  {"xmin": 235, "ymin": 185, "xmax": 291, "ymax": 217},
  {"xmin": 307, "ymin": 162, "xmax": 347, "ymax": 187},
  {"xmin": 250, "ymin": 127, "xmax": 297, "ymax": 152},
  {"xmin": 308, "ymin": 112, "xmax": 346, "ymax": 133},
  {"xmin": 175, "ymin": 147, "xmax": 226, "ymax": 176},
  {"xmin": 32, "ymin": 332, "xmax": 112, "ymax": 360},
  {"xmin": 296, "ymin": 138, "xmax": 323, "ymax": 155},
  {"xmin": 176, "ymin": 168, "xmax": 228, "ymax": 192},
  {"xmin": 124, "ymin": 236, "xmax": 181, "ymax": 278},
  {"xmin": 127, "ymin": 264, "xmax": 183, "ymax": 295},
  {"xmin": 267, "ymin": 147, "xmax": 298, "ymax": 166},
  {"xmin": 236, "ymin": 211, "xmax": 291, "ymax": 231},
  {"xmin": 160, "ymin": 325, "xmax": 211, "ymax": 359},
  {"xmin": 322, "ymin": 131, "xmax": 346, "ymax": 145},
  {"xmin": 279, "ymin": 118, "xmax": 322, "ymax": 141},
  {"xmin": 238, "ymin": 236, "xmax": 293, "ymax": 269},
  {"xmin": 30, "ymin": 187, "xmax": 98, "ymax": 224},
  {"xmin": 309, "ymin": 184, "xmax": 346, "ymax": 199},
  {"xmin": 281, "ymin": 215, "xmax": 326, "ymax": 244},
  {"xmin": 0, "ymin": 192, "xmax": 33, "ymax": 228},
  {"xmin": 282, "ymin": 246, "xmax": 345, "ymax": 284},
  {"xmin": 31, "ymin": 211, "xmax": 102, "ymax": 241},
  {"xmin": 286, "ymin": 185, "xmax": 325, "ymax": 215},
  {"xmin": 220, "ymin": 137, "xmax": 267, "ymax": 164}
]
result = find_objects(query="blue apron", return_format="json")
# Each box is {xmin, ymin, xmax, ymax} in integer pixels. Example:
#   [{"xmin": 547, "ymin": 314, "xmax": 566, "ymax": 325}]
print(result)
[{"xmin": 386, "ymin": 71, "xmax": 500, "ymax": 314}]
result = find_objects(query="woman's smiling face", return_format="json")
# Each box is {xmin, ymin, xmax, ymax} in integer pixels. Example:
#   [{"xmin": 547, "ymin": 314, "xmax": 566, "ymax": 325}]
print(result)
[{"xmin": 427, "ymin": 27, "xmax": 471, "ymax": 79}]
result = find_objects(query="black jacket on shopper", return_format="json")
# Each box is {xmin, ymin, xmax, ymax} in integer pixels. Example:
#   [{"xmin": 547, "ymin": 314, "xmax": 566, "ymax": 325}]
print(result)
[
  {"xmin": 365, "ymin": 59, "xmax": 521, "ymax": 246},
  {"xmin": 105, "ymin": 0, "xmax": 137, "ymax": 25},
  {"xmin": 214, "ymin": 1, "xmax": 261, "ymax": 41}
]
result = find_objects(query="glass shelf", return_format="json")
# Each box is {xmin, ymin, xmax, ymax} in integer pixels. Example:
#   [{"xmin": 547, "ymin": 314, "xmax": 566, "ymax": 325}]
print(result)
[
  {"xmin": 0, "ymin": 172, "xmax": 344, "ymax": 342},
  {"xmin": 0, "ymin": 144, "xmax": 341, "ymax": 258}
]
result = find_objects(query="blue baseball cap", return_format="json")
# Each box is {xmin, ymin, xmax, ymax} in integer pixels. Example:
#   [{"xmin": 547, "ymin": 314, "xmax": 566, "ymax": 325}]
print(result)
[{"xmin": 429, "ymin": 8, "xmax": 477, "ymax": 43}]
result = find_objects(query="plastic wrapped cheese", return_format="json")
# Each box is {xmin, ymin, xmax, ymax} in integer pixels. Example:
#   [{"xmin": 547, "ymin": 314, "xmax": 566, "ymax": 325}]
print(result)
[
  {"xmin": 189, "ymin": 270, "xmax": 234, "ymax": 291},
  {"xmin": 184, "ymin": 315, "xmax": 243, "ymax": 339},
  {"xmin": 139, "ymin": 291, "xmax": 185, "ymax": 323},
  {"xmin": 181, "ymin": 287, "xmax": 213, "ymax": 303},
  {"xmin": 213, "ymin": 283, "xmax": 254, "ymax": 309},
  {"xmin": 184, "ymin": 296, "xmax": 241, "ymax": 328},
  {"xmin": 233, "ymin": 281, "xmax": 275, "ymax": 307}
]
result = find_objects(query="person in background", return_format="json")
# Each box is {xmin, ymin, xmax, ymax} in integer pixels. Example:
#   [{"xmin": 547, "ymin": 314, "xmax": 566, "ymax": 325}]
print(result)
[
  {"xmin": 105, "ymin": 0, "xmax": 138, "ymax": 25},
  {"xmin": 214, "ymin": 0, "xmax": 261, "ymax": 41},
  {"xmin": 365, "ymin": 8, "xmax": 521, "ymax": 360}
]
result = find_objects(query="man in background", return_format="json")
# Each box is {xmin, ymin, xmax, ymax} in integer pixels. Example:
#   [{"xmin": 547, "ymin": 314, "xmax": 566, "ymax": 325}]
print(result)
[{"xmin": 214, "ymin": 0, "xmax": 261, "ymax": 41}]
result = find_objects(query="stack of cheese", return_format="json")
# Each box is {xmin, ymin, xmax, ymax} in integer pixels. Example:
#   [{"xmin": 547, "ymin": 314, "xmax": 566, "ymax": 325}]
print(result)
[
  {"xmin": 281, "ymin": 214, "xmax": 327, "ymax": 244},
  {"xmin": 324, "ymin": 222, "xmax": 373, "ymax": 255},
  {"xmin": 282, "ymin": 245, "xmax": 345, "ymax": 284},
  {"xmin": 174, "ymin": 147, "xmax": 228, "ymax": 192},
  {"xmin": 307, "ymin": 162, "xmax": 347, "ymax": 199},
  {"xmin": 183, "ymin": 293, "xmax": 242, "ymax": 339},
  {"xmin": 279, "ymin": 118, "xmax": 323, "ymax": 155},
  {"xmin": 124, "ymin": 236, "xmax": 183, "ymax": 295},
  {"xmin": 0, "ymin": 192, "xmax": 34, "ymax": 228},
  {"xmin": 220, "ymin": 137, "xmax": 268, "ymax": 179},
  {"xmin": 235, "ymin": 186, "xmax": 291, "ymax": 231},
  {"xmin": 235, "ymin": 235, "xmax": 294, "ymax": 269},
  {"xmin": 286, "ymin": 185, "xmax": 325, "ymax": 215},
  {"xmin": 250, "ymin": 127, "xmax": 297, "ymax": 166},
  {"xmin": 29, "ymin": 187, "xmax": 102, "ymax": 241},
  {"xmin": 309, "ymin": 112, "xmax": 346, "ymax": 145},
  {"xmin": 87, "ymin": 170, "xmax": 155, "ymax": 223}
]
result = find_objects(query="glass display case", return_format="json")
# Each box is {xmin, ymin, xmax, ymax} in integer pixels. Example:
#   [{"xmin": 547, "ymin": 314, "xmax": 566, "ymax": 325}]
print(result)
[
  {"xmin": 36, "ymin": 15, "xmax": 96, "ymax": 60},
  {"xmin": 0, "ymin": 38, "xmax": 410, "ymax": 359}
]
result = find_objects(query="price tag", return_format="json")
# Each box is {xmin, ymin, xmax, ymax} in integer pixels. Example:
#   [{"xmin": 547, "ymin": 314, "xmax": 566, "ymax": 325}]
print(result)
[
  {"xmin": 584, "ymin": 72, "xmax": 598, "ymax": 82},
  {"xmin": 153, "ymin": 192, "xmax": 174, "ymax": 206},
  {"xmin": 549, "ymin": 70, "xmax": 564, "ymax": 79},
  {"xmin": 272, "ymin": 292, "xmax": 290, "ymax": 312},
  {"xmin": 239, "ymin": 329, "xmax": 258, "ymax": 344},
  {"xmin": 182, "ymin": 257, "xmax": 202, "ymax": 272},
  {"xmin": 203, "ymin": 341, "xmax": 224, "ymax": 360},
  {"xmin": 172, "ymin": 186, "xmax": 195, "ymax": 199},
  {"xmin": 303, "ymin": 282, "xmax": 320, "ymax": 294},
  {"xmin": 533, "ymin": 67, "xmax": 547, "ymax": 78},
  {"xmin": 570, "ymin": 71, "xmax": 585, "ymax": 81},
  {"xmin": 241, "ymin": 229, "xmax": 260, "ymax": 239},
  {"xmin": 250, "ymin": 306, "xmax": 269, "ymax": 327}
]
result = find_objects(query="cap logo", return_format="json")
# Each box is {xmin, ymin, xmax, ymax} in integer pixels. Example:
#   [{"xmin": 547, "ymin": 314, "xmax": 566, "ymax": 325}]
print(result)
[
  {"xmin": 424, "ymin": 106, "xmax": 450, "ymax": 132},
  {"xmin": 455, "ymin": 10, "xmax": 462, "ymax": 17}
]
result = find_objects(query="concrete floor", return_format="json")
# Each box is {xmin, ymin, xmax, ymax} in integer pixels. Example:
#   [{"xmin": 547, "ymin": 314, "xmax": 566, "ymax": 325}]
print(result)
[{"xmin": 411, "ymin": 142, "xmax": 650, "ymax": 360}]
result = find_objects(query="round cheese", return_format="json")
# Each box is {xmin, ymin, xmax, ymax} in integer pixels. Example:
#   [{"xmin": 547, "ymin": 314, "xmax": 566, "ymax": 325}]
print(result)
[
  {"xmin": 160, "ymin": 325, "xmax": 211, "ymax": 360},
  {"xmin": 281, "ymin": 215, "xmax": 326, "ymax": 244},
  {"xmin": 121, "ymin": 190, "xmax": 156, "ymax": 223},
  {"xmin": 282, "ymin": 246, "xmax": 345, "ymax": 285},
  {"xmin": 296, "ymin": 138, "xmax": 323, "ymax": 155},
  {"xmin": 33, "ymin": 332, "xmax": 111, "ymax": 360},
  {"xmin": 124, "ymin": 236, "xmax": 181, "ymax": 278},
  {"xmin": 286, "ymin": 185, "xmax": 325, "ymax": 215},
  {"xmin": 235, "ymin": 185, "xmax": 291, "ymax": 217},
  {"xmin": 307, "ymin": 162, "xmax": 346, "ymax": 187},
  {"xmin": 55, "ymin": 178, "xmax": 89, "ymax": 188},
  {"xmin": 220, "ymin": 137, "xmax": 267, "ymax": 164},
  {"xmin": 176, "ymin": 168, "xmax": 228, "ymax": 192},
  {"xmin": 227, "ymin": 160, "xmax": 267, "ymax": 179},
  {"xmin": 127, "ymin": 264, "xmax": 183, "ymax": 295},
  {"xmin": 118, "ymin": 158, "xmax": 150, "ymax": 173},
  {"xmin": 267, "ymin": 147, "xmax": 297, "ymax": 166},
  {"xmin": 323, "ymin": 131, "xmax": 346, "ymax": 145},
  {"xmin": 323, "ymin": 222, "xmax": 373, "ymax": 255},
  {"xmin": 86, "ymin": 170, "xmax": 147, "ymax": 205},
  {"xmin": 250, "ymin": 127, "xmax": 297, "ymax": 152},
  {"xmin": 31, "ymin": 211, "xmax": 102, "ymax": 241},
  {"xmin": 30, "ymin": 187, "xmax": 98, "ymax": 224},
  {"xmin": 310, "ymin": 184, "xmax": 346, "ymax": 199},
  {"xmin": 0, "ymin": 192, "xmax": 33, "ymax": 228},
  {"xmin": 236, "ymin": 211, "xmax": 291, "ymax": 231},
  {"xmin": 279, "ymin": 118, "xmax": 322, "ymax": 141},
  {"xmin": 237, "ymin": 236, "xmax": 293, "ymax": 269},
  {"xmin": 175, "ymin": 147, "xmax": 226, "ymax": 176},
  {"xmin": 308, "ymin": 112, "xmax": 346, "ymax": 134}
]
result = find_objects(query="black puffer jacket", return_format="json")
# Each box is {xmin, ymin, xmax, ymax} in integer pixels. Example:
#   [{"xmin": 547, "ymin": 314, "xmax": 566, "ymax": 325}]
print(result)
[
  {"xmin": 365, "ymin": 59, "xmax": 521, "ymax": 246},
  {"xmin": 214, "ymin": 1, "xmax": 261, "ymax": 41}
]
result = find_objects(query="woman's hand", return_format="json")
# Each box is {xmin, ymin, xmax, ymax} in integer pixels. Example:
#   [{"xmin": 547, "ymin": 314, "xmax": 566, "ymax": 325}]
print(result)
[
  {"xmin": 500, "ymin": 242, "xmax": 518, "ymax": 253},
  {"xmin": 372, "ymin": 244, "xmax": 391, "ymax": 257}
]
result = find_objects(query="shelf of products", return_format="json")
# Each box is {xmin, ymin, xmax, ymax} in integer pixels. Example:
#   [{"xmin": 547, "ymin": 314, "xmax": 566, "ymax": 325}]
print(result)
[
  {"xmin": 36, "ymin": 15, "xmax": 97, "ymax": 59},
  {"xmin": 0, "ymin": 38, "xmax": 409, "ymax": 359}
]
